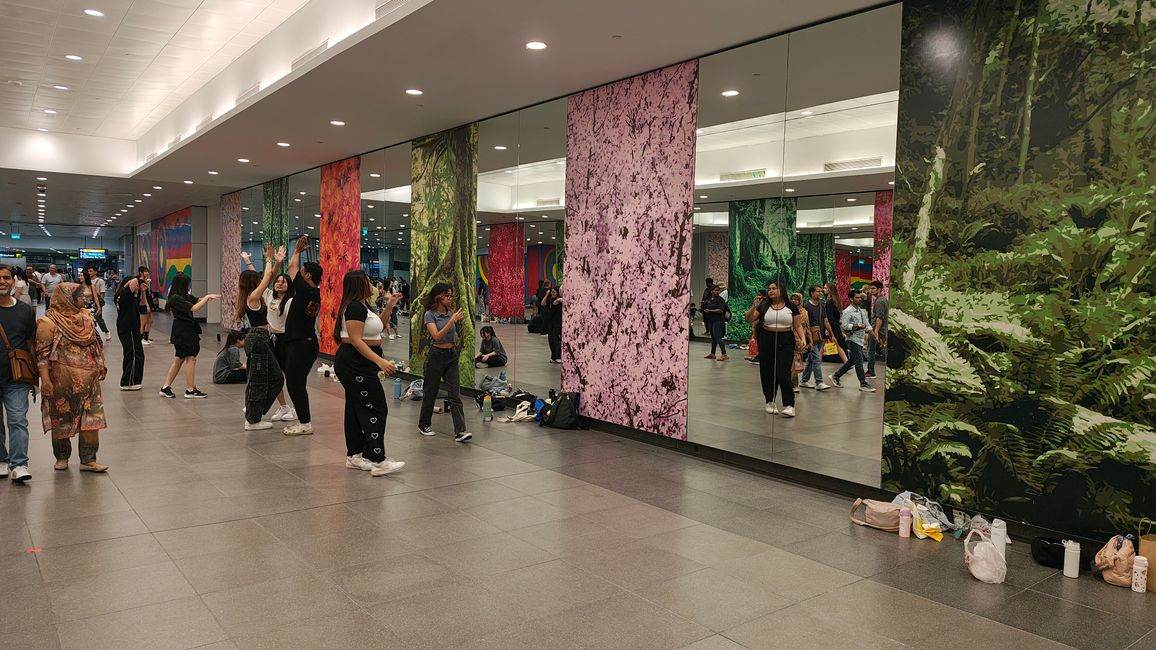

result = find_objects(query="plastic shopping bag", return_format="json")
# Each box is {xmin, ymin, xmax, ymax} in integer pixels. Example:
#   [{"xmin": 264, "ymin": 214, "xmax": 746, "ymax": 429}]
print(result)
[{"xmin": 964, "ymin": 529, "xmax": 1007, "ymax": 584}]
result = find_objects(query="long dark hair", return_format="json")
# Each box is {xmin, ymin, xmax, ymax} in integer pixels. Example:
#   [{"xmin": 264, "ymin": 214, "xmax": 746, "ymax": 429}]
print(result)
[
  {"xmin": 757, "ymin": 279, "xmax": 799, "ymax": 321},
  {"xmin": 166, "ymin": 272, "xmax": 191, "ymax": 312},
  {"xmin": 824, "ymin": 283, "xmax": 842, "ymax": 311},
  {"xmin": 235, "ymin": 269, "xmax": 261, "ymax": 323},
  {"xmin": 271, "ymin": 273, "xmax": 293, "ymax": 316},
  {"xmin": 425, "ymin": 282, "xmax": 453, "ymax": 310},
  {"xmin": 219, "ymin": 330, "xmax": 245, "ymax": 355},
  {"xmin": 333, "ymin": 270, "xmax": 371, "ymax": 344}
]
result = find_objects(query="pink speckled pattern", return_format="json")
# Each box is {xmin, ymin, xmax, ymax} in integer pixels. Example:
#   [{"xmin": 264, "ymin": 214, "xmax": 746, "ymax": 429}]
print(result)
[
  {"xmin": 487, "ymin": 222, "xmax": 524, "ymax": 319},
  {"xmin": 873, "ymin": 189, "xmax": 893, "ymax": 296},
  {"xmin": 561, "ymin": 61, "xmax": 698, "ymax": 440},
  {"xmin": 836, "ymin": 248, "xmax": 852, "ymax": 307},
  {"xmin": 706, "ymin": 232, "xmax": 729, "ymax": 289},
  {"xmin": 219, "ymin": 191, "xmax": 242, "ymax": 330}
]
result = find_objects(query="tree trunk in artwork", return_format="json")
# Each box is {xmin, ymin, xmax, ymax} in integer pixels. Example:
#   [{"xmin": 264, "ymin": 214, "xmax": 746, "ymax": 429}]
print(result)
[
  {"xmin": 727, "ymin": 197, "xmax": 797, "ymax": 342},
  {"xmin": 409, "ymin": 124, "xmax": 478, "ymax": 386},
  {"xmin": 835, "ymin": 248, "xmax": 852, "ymax": 308},
  {"xmin": 487, "ymin": 223, "xmax": 524, "ymax": 319},
  {"xmin": 262, "ymin": 178, "xmax": 290, "ymax": 272},
  {"xmin": 872, "ymin": 190, "xmax": 894, "ymax": 296},
  {"xmin": 795, "ymin": 233, "xmax": 835, "ymax": 296},
  {"xmin": 219, "ymin": 191, "xmax": 242, "ymax": 330},
  {"xmin": 319, "ymin": 156, "xmax": 361, "ymax": 356},
  {"xmin": 1016, "ymin": 0, "xmax": 1046, "ymax": 185}
]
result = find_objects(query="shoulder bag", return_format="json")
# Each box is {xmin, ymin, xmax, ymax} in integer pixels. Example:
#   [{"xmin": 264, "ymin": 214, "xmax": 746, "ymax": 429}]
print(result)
[{"xmin": 0, "ymin": 320, "xmax": 38, "ymax": 384}]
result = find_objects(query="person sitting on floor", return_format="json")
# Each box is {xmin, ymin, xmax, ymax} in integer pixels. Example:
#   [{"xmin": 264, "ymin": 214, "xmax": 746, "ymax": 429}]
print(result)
[
  {"xmin": 474, "ymin": 326, "xmax": 508, "ymax": 368},
  {"xmin": 212, "ymin": 331, "xmax": 247, "ymax": 385}
]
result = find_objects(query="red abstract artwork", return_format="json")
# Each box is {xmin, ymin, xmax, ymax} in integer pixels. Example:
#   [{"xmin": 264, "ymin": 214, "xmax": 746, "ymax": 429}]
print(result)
[
  {"xmin": 319, "ymin": 156, "xmax": 361, "ymax": 355},
  {"xmin": 487, "ymin": 223, "xmax": 524, "ymax": 318}
]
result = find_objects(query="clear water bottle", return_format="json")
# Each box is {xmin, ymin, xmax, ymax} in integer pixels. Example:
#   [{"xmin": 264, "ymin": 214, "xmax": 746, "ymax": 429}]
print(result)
[
  {"xmin": 393, "ymin": 377, "xmax": 402, "ymax": 400},
  {"xmin": 482, "ymin": 395, "xmax": 493, "ymax": 422}
]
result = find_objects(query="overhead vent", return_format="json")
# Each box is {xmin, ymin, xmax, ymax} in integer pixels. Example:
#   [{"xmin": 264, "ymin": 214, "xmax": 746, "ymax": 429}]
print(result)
[
  {"xmin": 536, "ymin": 198, "xmax": 561, "ymax": 207},
  {"xmin": 291, "ymin": 39, "xmax": 329, "ymax": 72},
  {"xmin": 824, "ymin": 157, "xmax": 882, "ymax": 172},
  {"xmin": 194, "ymin": 114, "xmax": 213, "ymax": 132},
  {"xmin": 719, "ymin": 168, "xmax": 766, "ymax": 183},
  {"xmin": 235, "ymin": 82, "xmax": 260, "ymax": 105},
  {"xmin": 166, "ymin": 137, "xmax": 180, "ymax": 149},
  {"xmin": 376, "ymin": 0, "xmax": 407, "ymax": 21},
  {"xmin": 145, "ymin": 152, "xmax": 157, "ymax": 162}
]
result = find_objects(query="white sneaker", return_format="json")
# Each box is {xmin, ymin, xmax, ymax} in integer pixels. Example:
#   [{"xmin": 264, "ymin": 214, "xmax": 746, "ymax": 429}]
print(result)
[
  {"xmin": 270, "ymin": 405, "xmax": 287, "ymax": 421},
  {"xmin": 799, "ymin": 380, "xmax": 815, "ymax": 389},
  {"xmin": 0, "ymin": 465, "xmax": 8, "ymax": 478},
  {"xmin": 388, "ymin": 334, "xmax": 396, "ymax": 340},
  {"xmin": 781, "ymin": 406, "xmax": 796, "ymax": 418},
  {"xmin": 283, "ymin": 422, "xmax": 313, "ymax": 436},
  {"xmin": 121, "ymin": 385, "xmax": 142, "ymax": 391},
  {"xmin": 141, "ymin": 339, "xmax": 152, "ymax": 346},
  {"xmin": 346, "ymin": 454, "xmax": 373, "ymax": 471},
  {"xmin": 765, "ymin": 403, "xmax": 778, "ymax": 414},
  {"xmin": 282, "ymin": 408, "xmax": 297, "ymax": 422},
  {"xmin": 104, "ymin": 333, "xmax": 112, "ymax": 341},
  {"xmin": 859, "ymin": 385, "xmax": 878, "ymax": 393},
  {"xmin": 244, "ymin": 421, "xmax": 273, "ymax": 431},
  {"xmin": 370, "ymin": 458, "xmax": 406, "ymax": 476},
  {"xmin": 816, "ymin": 382, "xmax": 832, "ymax": 391},
  {"xmin": 10, "ymin": 465, "xmax": 31, "ymax": 482}
]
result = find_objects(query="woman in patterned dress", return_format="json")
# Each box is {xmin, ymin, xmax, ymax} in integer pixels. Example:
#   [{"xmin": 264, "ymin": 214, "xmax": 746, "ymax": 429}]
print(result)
[{"xmin": 36, "ymin": 283, "xmax": 108, "ymax": 472}]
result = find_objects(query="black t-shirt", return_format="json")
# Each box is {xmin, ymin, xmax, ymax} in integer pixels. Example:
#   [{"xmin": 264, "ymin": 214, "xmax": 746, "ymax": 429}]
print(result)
[
  {"xmin": 116, "ymin": 278, "xmax": 142, "ymax": 327},
  {"xmin": 168, "ymin": 293, "xmax": 201, "ymax": 336},
  {"xmin": 0, "ymin": 301, "xmax": 36, "ymax": 384},
  {"xmin": 803, "ymin": 301, "xmax": 824, "ymax": 336},
  {"xmin": 283, "ymin": 274, "xmax": 320, "ymax": 343}
]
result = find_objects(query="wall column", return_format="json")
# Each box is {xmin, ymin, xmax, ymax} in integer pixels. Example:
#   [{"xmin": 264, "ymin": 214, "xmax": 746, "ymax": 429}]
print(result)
[
  {"xmin": 487, "ymin": 222, "xmax": 524, "ymax": 320},
  {"xmin": 409, "ymin": 124, "xmax": 478, "ymax": 385},
  {"xmin": 562, "ymin": 61, "xmax": 698, "ymax": 440},
  {"xmin": 219, "ymin": 192, "xmax": 242, "ymax": 330},
  {"xmin": 319, "ymin": 156, "xmax": 362, "ymax": 355},
  {"xmin": 873, "ymin": 189, "xmax": 893, "ymax": 296}
]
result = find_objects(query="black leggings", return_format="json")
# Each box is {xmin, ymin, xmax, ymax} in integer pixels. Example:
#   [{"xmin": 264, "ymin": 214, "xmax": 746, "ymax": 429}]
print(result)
[
  {"xmin": 758, "ymin": 329, "xmax": 796, "ymax": 407},
  {"xmin": 709, "ymin": 320, "xmax": 726, "ymax": 355},
  {"xmin": 283, "ymin": 338, "xmax": 318, "ymax": 424},
  {"xmin": 335, "ymin": 344, "xmax": 389, "ymax": 463},
  {"xmin": 244, "ymin": 328, "xmax": 283, "ymax": 424},
  {"xmin": 118, "ymin": 324, "xmax": 144, "ymax": 387}
]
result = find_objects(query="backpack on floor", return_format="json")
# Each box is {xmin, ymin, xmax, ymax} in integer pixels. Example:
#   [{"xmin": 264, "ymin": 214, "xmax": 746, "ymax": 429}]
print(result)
[
  {"xmin": 527, "ymin": 315, "xmax": 544, "ymax": 334},
  {"xmin": 403, "ymin": 379, "xmax": 424, "ymax": 400},
  {"xmin": 540, "ymin": 392, "xmax": 585, "ymax": 430}
]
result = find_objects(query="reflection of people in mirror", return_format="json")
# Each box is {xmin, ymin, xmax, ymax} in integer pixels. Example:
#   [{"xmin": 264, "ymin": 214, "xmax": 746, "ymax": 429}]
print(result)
[
  {"xmin": 822, "ymin": 283, "xmax": 849, "ymax": 364},
  {"xmin": 746, "ymin": 280, "xmax": 806, "ymax": 417},
  {"xmin": 702, "ymin": 284, "xmax": 729, "ymax": 361},
  {"xmin": 830, "ymin": 290, "xmax": 876, "ymax": 392},
  {"xmin": 866, "ymin": 280, "xmax": 888, "ymax": 379},
  {"xmin": 541, "ymin": 285, "xmax": 563, "ymax": 364},
  {"xmin": 474, "ymin": 326, "xmax": 508, "ymax": 368}
]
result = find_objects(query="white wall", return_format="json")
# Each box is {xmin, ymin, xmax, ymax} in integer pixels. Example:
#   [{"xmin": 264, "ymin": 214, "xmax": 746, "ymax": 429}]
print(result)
[
  {"xmin": 0, "ymin": 127, "xmax": 138, "ymax": 177},
  {"xmin": 189, "ymin": 206, "xmax": 209, "ymax": 315},
  {"xmin": 206, "ymin": 203, "xmax": 222, "ymax": 323}
]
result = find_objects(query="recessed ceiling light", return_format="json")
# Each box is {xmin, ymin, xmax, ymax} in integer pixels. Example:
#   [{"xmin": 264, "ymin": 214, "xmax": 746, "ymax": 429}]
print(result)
[
  {"xmin": 314, "ymin": 213, "xmax": 320, "ymax": 217},
  {"xmin": 784, "ymin": 188, "xmax": 795, "ymax": 192},
  {"xmin": 110, "ymin": 216, "xmax": 116, "ymax": 219},
  {"xmin": 37, "ymin": 192, "xmax": 45, "ymax": 197},
  {"xmin": 699, "ymin": 195, "xmax": 707, "ymax": 199},
  {"xmin": 65, "ymin": 54, "xmax": 82, "ymax": 61},
  {"xmin": 153, "ymin": 186, "xmax": 162, "ymax": 190},
  {"xmin": 851, "ymin": 227, "xmax": 858, "ymax": 230},
  {"xmin": 36, "ymin": 128, "xmax": 48, "ymax": 132},
  {"xmin": 299, "ymin": 191, "xmax": 306, "ymax": 195},
  {"xmin": 888, "ymin": 181, "xmax": 895, "ymax": 185},
  {"xmin": 43, "ymin": 109, "xmax": 56, "ymax": 114},
  {"xmin": 242, "ymin": 207, "xmax": 249, "ymax": 211},
  {"xmin": 404, "ymin": 89, "xmax": 423, "ymax": 96},
  {"xmin": 236, "ymin": 158, "xmax": 249, "ymax": 163},
  {"xmin": 367, "ymin": 204, "xmax": 374, "ymax": 208},
  {"xmin": 183, "ymin": 180, "xmax": 193, "ymax": 184},
  {"xmin": 801, "ymin": 110, "xmax": 814, "ymax": 116},
  {"xmin": 847, "ymin": 198, "xmax": 857, "ymax": 202},
  {"xmin": 83, "ymin": 9, "xmax": 104, "ymax": 16},
  {"xmin": 35, "ymin": 177, "xmax": 46, "ymax": 181},
  {"xmin": 525, "ymin": 41, "xmax": 547, "ymax": 50},
  {"xmin": 369, "ymin": 173, "xmax": 381, "ymax": 178},
  {"xmin": 52, "ymin": 85, "xmax": 68, "ymax": 91},
  {"xmin": 276, "ymin": 142, "xmax": 290, "ymax": 147},
  {"xmin": 294, "ymin": 198, "xmax": 301, "ymax": 202},
  {"xmin": 493, "ymin": 145, "xmax": 507, "ymax": 150},
  {"xmin": 402, "ymin": 213, "xmax": 408, "ymax": 217},
  {"xmin": 721, "ymin": 90, "xmax": 739, "ymax": 97},
  {"xmin": 134, "ymin": 199, "xmax": 141, "ymax": 203},
  {"xmin": 207, "ymin": 170, "xmax": 218, "ymax": 175},
  {"xmin": 693, "ymin": 207, "xmax": 700, "ymax": 210}
]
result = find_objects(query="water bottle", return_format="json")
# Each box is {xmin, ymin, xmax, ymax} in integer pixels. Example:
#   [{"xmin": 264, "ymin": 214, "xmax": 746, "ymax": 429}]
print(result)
[
  {"xmin": 898, "ymin": 508, "xmax": 912, "ymax": 538},
  {"xmin": 1133, "ymin": 555, "xmax": 1149, "ymax": 593},
  {"xmin": 990, "ymin": 519, "xmax": 1008, "ymax": 558},
  {"xmin": 1062, "ymin": 540, "xmax": 1081, "ymax": 578},
  {"xmin": 482, "ymin": 395, "xmax": 493, "ymax": 422},
  {"xmin": 393, "ymin": 377, "xmax": 402, "ymax": 400}
]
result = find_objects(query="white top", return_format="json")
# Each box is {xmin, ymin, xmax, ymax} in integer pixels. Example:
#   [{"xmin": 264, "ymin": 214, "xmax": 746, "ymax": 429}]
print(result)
[
  {"xmin": 340, "ymin": 306, "xmax": 384, "ymax": 341},
  {"xmin": 14, "ymin": 279, "xmax": 30, "ymax": 304},
  {"xmin": 266, "ymin": 295, "xmax": 291, "ymax": 333},
  {"xmin": 762, "ymin": 304, "xmax": 795, "ymax": 329}
]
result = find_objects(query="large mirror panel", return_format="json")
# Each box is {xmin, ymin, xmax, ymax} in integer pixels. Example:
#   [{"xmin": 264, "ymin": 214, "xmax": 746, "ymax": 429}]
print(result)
[{"xmin": 360, "ymin": 142, "xmax": 412, "ymax": 362}]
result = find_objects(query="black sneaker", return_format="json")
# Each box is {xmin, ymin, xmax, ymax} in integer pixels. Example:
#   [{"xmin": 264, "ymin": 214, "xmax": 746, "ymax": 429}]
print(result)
[
  {"xmin": 184, "ymin": 389, "xmax": 208, "ymax": 399},
  {"xmin": 830, "ymin": 375, "xmax": 842, "ymax": 387},
  {"xmin": 158, "ymin": 386, "xmax": 176, "ymax": 398},
  {"xmin": 454, "ymin": 431, "xmax": 473, "ymax": 443},
  {"xmin": 865, "ymin": 372, "xmax": 877, "ymax": 379},
  {"xmin": 417, "ymin": 425, "xmax": 435, "ymax": 437}
]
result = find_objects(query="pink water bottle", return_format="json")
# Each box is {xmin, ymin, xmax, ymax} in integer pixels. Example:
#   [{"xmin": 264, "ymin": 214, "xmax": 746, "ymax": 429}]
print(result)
[{"xmin": 899, "ymin": 508, "xmax": 912, "ymax": 538}]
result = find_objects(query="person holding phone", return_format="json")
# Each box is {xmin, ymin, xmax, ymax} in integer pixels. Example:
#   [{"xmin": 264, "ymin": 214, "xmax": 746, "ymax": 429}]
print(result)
[{"xmin": 417, "ymin": 283, "xmax": 471, "ymax": 443}]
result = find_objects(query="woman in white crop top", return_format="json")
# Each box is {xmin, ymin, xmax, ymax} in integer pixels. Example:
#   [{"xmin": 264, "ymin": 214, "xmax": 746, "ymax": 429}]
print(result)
[
  {"xmin": 745, "ymin": 279, "xmax": 807, "ymax": 417},
  {"xmin": 265, "ymin": 274, "xmax": 294, "ymax": 422}
]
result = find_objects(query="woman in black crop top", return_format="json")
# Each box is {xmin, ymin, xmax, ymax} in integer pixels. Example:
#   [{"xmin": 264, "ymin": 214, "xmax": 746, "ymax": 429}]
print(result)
[
  {"xmin": 115, "ymin": 267, "xmax": 150, "ymax": 388},
  {"xmin": 234, "ymin": 245, "xmax": 285, "ymax": 430}
]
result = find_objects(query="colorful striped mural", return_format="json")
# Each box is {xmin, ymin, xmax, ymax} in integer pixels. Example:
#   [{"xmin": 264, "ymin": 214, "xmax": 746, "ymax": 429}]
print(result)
[{"xmin": 135, "ymin": 207, "xmax": 192, "ymax": 295}]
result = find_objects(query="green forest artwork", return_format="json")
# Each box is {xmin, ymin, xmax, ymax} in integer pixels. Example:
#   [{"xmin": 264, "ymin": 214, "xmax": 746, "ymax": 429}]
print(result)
[
  {"xmin": 261, "ymin": 177, "xmax": 289, "ymax": 271},
  {"xmin": 796, "ymin": 233, "xmax": 837, "ymax": 298},
  {"xmin": 728, "ymin": 198, "xmax": 798, "ymax": 341},
  {"xmin": 409, "ymin": 124, "xmax": 479, "ymax": 386},
  {"xmin": 883, "ymin": 0, "xmax": 1155, "ymax": 537}
]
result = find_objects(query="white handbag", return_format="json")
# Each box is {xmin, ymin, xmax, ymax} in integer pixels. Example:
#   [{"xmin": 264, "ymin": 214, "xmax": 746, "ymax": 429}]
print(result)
[{"xmin": 964, "ymin": 529, "xmax": 1007, "ymax": 584}]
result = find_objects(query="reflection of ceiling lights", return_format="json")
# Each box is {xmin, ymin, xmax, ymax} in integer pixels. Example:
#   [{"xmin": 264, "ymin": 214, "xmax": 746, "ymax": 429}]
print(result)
[
  {"xmin": 525, "ymin": 41, "xmax": 547, "ymax": 50},
  {"xmin": 785, "ymin": 188, "xmax": 795, "ymax": 192},
  {"xmin": 494, "ymin": 145, "xmax": 507, "ymax": 150},
  {"xmin": 52, "ymin": 85, "xmax": 67, "ymax": 90},
  {"xmin": 721, "ymin": 90, "xmax": 739, "ymax": 97},
  {"xmin": 276, "ymin": 142, "xmax": 290, "ymax": 147},
  {"xmin": 242, "ymin": 207, "xmax": 249, "ymax": 211},
  {"xmin": 43, "ymin": 109, "xmax": 56, "ymax": 114},
  {"xmin": 37, "ymin": 128, "xmax": 48, "ymax": 132},
  {"xmin": 801, "ymin": 110, "xmax": 814, "ymax": 116},
  {"xmin": 65, "ymin": 54, "xmax": 82, "ymax": 61},
  {"xmin": 889, "ymin": 181, "xmax": 895, "ymax": 185},
  {"xmin": 208, "ymin": 170, "xmax": 218, "ymax": 175},
  {"xmin": 329, "ymin": 120, "xmax": 345, "ymax": 126},
  {"xmin": 237, "ymin": 158, "xmax": 249, "ymax": 163},
  {"xmin": 699, "ymin": 195, "xmax": 707, "ymax": 199},
  {"xmin": 370, "ymin": 173, "xmax": 381, "ymax": 178},
  {"xmin": 847, "ymin": 198, "xmax": 856, "ymax": 202},
  {"xmin": 405, "ymin": 89, "xmax": 423, "ymax": 96},
  {"xmin": 183, "ymin": 180, "xmax": 193, "ymax": 184},
  {"xmin": 153, "ymin": 186, "xmax": 162, "ymax": 190},
  {"xmin": 84, "ymin": 9, "xmax": 104, "ymax": 16}
]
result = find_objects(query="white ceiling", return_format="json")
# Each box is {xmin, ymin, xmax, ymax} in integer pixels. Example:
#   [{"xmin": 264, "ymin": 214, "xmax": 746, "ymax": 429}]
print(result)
[{"xmin": 0, "ymin": 0, "xmax": 309, "ymax": 139}]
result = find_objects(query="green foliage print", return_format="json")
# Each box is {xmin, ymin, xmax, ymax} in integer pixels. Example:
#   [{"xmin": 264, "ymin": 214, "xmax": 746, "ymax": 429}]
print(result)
[
  {"xmin": 261, "ymin": 177, "xmax": 290, "ymax": 271},
  {"xmin": 408, "ymin": 124, "xmax": 479, "ymax": 386},
  {"xmin": 796, "ymin": 233, "xmax": 836, "ymax": 296},
  {"xmin": 884, "ymin": 0, "xmax": 1156, "ymax": 538},
  {"xmin": 728, "ymin": 198, "xmax": 798, "ymax": 341}
]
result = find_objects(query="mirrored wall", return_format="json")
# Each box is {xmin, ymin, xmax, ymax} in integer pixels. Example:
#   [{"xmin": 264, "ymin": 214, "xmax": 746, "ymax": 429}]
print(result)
[{"xmin": 687, "ymin": 4, "xmax": 900, "ymax": 486}]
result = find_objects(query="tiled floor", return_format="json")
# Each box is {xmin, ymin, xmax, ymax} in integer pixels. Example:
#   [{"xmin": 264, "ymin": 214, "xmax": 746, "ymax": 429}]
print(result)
[{"xmin": 1, "ymin": 312, "xmax": 1152, "ymax": 649}]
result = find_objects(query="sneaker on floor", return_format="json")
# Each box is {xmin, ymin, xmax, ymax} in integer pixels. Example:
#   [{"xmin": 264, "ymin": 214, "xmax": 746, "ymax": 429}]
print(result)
[
  {"xmin": 184, "ymin": 389, "xmax": 208, "ymax": 399},
  {"xmin": 141, "ymin": 339, "xmax": 152, "ymax": 346},
  {"xmin": 53, "ymin": 459, "xmax": 68, "ymax": 471},
  {"xmin": 244, "ymin": 421, "xmax": 273, "ymax": 431},
  {"xmin": 281, "ymin": 408, "xmax": 297, "ymax": 422},
  {"xmin": 0, "ymin": 465, "xmax": 8, "ymax": 478},
  {"xmin": 454, "ymin": 431, "xmax": 473, "ymax": 443},
  {"xmin": 104, "ymin": 333, "xmax": 112, "ymax": 341},
  {"xmin": 346, "ymin": 454, "xmax": 373, "ymax": 471},
  {"xmin": 417, "ymin": 425, "xmax": 435, "ymax": 437},
  {"xmin": 80, "ymin": 462, "xmax": 109, "ymax": 472},
  {"xmin": 122, "ymin": 384, "xmax": 142, "ymax": 391},
  {"xmin": 816, "ymin": 382, "xmax": 832, "ymax": 391},
  {"xmin": 370, "ymin": 458, "xmax": 406, "ymax": 476},
  {"xmin": 830, "ymin": 375, "xmax": 842, "ymax": 388},
  {"xmin": 746, "ymin": 357, "xmax": 759, "ymax": 364},
  {"xmin": 865, "ymin": 372, "xmax": 876, "ymax": 379},
  {"xmin": 781, "ymin": 406, "xmax": 796, "ymax": 417},
  {"xmin": 799, "ymin": 380, "xmax": 815, "ymax": 389},
  {"xmin": 764, "ymin": 403, "xmax": 778, "ymax": 414},
  {"xmin": 158, "ymin": 386, "xmax": 176, "ymax": 398},
  {"xmin": 269, "ymin": 405, "xmax": 287, "ymax": 421},
  {"xmin": 10, "ymin": 465, "xmax": 30, "ymax": 482},
  {"xmin": 283, "ymin": 422, "xmax": 314, "ymax": 436},
  {"xmin": 793, "ymin": 386, "xmax": 801, "ymax": 393},
  {"xmin": 859, "ymin": 385, "xmax": 877, "ymax": 392}
]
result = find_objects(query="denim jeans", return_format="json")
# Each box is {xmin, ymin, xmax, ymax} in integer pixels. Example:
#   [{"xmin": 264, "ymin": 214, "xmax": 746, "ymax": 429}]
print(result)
[
  {"xmin": 833, "ymin": 340, "xmax": 868, "ymax": 387},
  {"xmin": 866, "ymin": 336, "xmax": 878, "ymax": 374},
  {"xmin": 800, "ymin": 340, "xmax": 825, "ymax": 383},
  {"xmin": 0, "ymin": 382, "xmax": 31, "ymax": 469}
]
